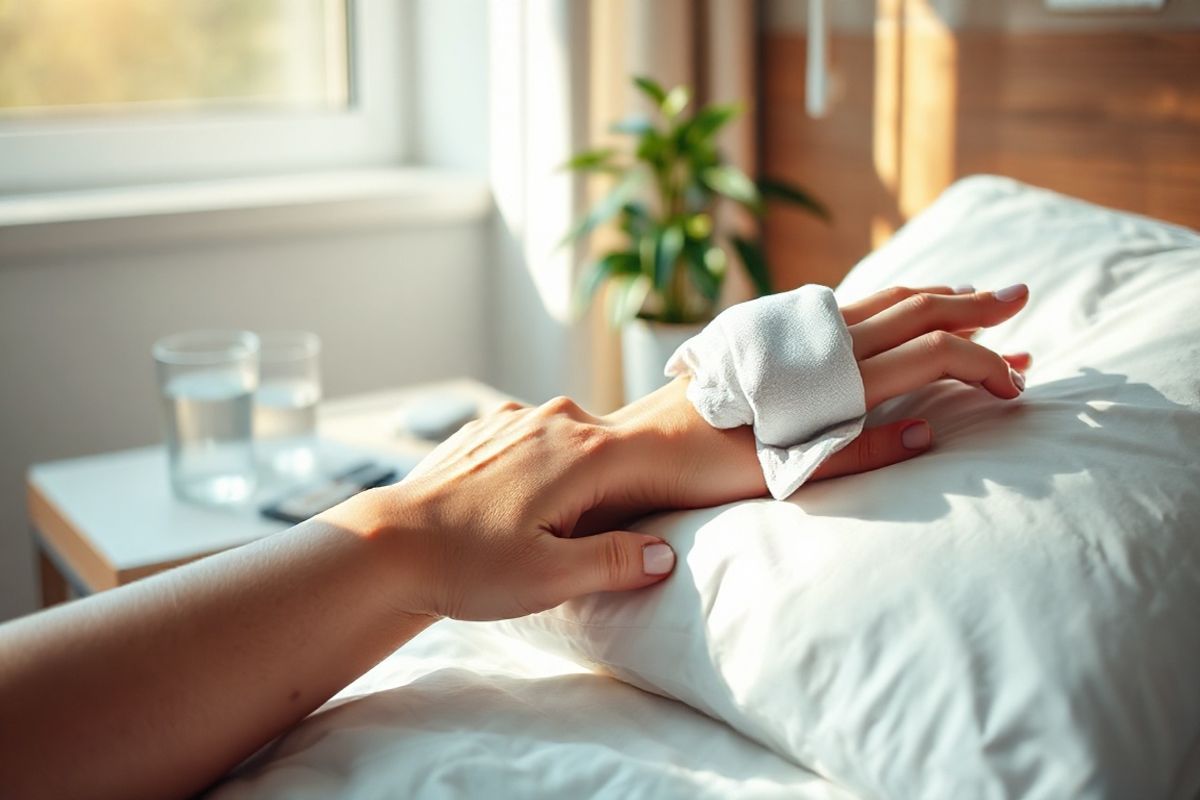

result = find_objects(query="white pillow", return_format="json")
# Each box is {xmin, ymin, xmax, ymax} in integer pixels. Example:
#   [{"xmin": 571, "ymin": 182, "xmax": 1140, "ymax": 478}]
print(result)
[{"xmin": 504, "ymin": 176, "xmax": 1200, "ymax": 799}]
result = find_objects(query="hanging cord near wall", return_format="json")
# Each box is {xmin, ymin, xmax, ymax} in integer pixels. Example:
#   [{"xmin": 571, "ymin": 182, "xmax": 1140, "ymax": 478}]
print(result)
[{"xmin": 806, "ymin": 0, "xmax": 829, "ymax": 118}]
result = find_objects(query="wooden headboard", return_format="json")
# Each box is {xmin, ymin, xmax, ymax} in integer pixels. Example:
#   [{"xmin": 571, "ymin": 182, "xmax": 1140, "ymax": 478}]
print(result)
[{"xmin": 760, "ymin": 6, "xmax": 1200, "ymax": 290}]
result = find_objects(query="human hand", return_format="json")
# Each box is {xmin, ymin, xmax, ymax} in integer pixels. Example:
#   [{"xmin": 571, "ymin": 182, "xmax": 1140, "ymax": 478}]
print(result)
[
  {"xmin": 605, "ymin": 284, "xmax": 1031, "ymax": 510},
  {"xmin": 841, "ymin": 283, "xmax": 1031, "ymax": 408},
  {"xmin": 345, "ymin": 284, "xmax": 1031, "ymax": 622},
  {"xmin": 337, "ymin": 398, "xmax": 679, "ymax": 622}
]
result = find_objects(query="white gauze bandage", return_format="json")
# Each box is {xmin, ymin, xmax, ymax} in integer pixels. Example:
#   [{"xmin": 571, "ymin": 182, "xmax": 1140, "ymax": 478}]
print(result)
[{"xmin": 664, "ymin": 285, "xmax": 867, "ymax": 500}]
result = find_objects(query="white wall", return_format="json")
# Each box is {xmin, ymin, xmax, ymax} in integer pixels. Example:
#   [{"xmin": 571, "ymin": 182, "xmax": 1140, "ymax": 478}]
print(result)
[
  {"xmin": 485, "ymin": 1, "xmax": 601, "ymax": 409},
  {"xmin": 411, "ymin": 0, "xmax": 490, "ymax": 172},
  {"xmin": 0, "ymin": 217, "xmax": 488, "ymax": 620},
  {"xmin": 0, "ymin": 0, "xmax": 575, "ymax": 621}
]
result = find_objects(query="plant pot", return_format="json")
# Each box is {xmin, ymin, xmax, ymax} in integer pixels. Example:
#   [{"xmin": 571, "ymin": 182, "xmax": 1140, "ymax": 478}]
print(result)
[{"xmin": 621, "ymin": 317, "xmax": 706, "ymax": 403}]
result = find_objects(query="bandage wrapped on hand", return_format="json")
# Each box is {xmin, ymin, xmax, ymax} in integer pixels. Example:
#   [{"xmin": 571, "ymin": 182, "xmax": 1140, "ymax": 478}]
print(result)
[{"xmin": 665, "ymin": 285, "xmax": 867, "ymax": 500}]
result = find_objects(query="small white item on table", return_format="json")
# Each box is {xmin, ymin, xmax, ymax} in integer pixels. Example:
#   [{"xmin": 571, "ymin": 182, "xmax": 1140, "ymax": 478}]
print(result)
[{"xmin": 396, "ymin": 393, "xmax": 480, "ymax": 442}]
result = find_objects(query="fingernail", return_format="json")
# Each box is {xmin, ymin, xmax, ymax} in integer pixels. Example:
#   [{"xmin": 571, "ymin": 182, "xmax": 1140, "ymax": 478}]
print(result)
[
  {"xmin": 1010, "ymin": 368, "xmax": 1026, "ymax": 392},
  {"xmin": 901, "ymin": 421, "xmax": 931, "ymax": 450},
  {"xmin": 643, "ymin": 543, "xmax": 675, "ymax": 575},
  {"xmin": 994, "ymin": 283, "xmax": 1028, "ymax": 302},
  {"xmin": 954, "ymin": 284, "xmax": 975, "ymax": 295}
]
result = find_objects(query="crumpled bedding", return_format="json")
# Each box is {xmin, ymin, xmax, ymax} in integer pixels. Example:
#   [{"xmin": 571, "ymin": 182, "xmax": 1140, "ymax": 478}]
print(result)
[
  {"xmin": 213, "ymin": 176, "xmax": 1200, "ymax": 799},
  {"xmin": 501, "ymin": 176, "xmax": 1200, "ymax": 798},
  {"xmin": 208, "ymin": 620, "xmax": 856, "ymax": 800}
]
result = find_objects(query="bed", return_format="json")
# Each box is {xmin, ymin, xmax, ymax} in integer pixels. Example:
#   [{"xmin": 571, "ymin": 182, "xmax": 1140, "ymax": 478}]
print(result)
[{"xmin": 210, "ymin": 176, "xmax": 1200, "ymax": 799}]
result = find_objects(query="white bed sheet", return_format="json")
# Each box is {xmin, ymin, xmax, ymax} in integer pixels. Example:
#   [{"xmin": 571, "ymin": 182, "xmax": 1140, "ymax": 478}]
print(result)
[
  {"xmin": 501, "ymin": 176, "xmax": 1200, "ymax": 798},
  {"xmin": 211, "ymin": 176, "xmax": 1200, "ymax": 798},
  {"xmin": 208, "ymin": 619, "xmax": 858, "ymax": 799}
]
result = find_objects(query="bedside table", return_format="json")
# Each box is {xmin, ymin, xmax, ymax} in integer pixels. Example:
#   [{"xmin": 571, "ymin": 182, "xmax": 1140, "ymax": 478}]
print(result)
[{"xmin": 28, "ymin": 379, "xmax": 514, "ymax": 607}]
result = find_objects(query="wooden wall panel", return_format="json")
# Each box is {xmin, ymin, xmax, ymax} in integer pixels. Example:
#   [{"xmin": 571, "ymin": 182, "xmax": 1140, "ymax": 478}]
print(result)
[{"xmin": 761, "ymin": 27, "xmax": 1200, "ymax": 290}]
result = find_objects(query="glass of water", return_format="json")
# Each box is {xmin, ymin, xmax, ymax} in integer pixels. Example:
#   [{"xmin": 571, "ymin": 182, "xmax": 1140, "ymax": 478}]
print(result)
[
  {"xmin": 254, "ymin": 331, "xmax": 321, "ymax": 481},
  {"xmin": 154, "ymin": 331, "xmax": 260, "ymax": 505}
]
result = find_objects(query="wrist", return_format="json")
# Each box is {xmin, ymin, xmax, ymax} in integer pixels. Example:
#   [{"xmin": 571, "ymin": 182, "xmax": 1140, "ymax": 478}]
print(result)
[
  {"xmin": 606, "ymin": 377, "xmax": 767, "ymax": 509},
  {"xmin": 319, "ymin": 485, "xmax": 444, "ymax": 625}
]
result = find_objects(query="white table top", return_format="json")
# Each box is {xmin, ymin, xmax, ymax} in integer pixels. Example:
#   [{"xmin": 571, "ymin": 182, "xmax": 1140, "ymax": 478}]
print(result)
[{"xmin": 28, "ymin": 379, "xmax": 512, "ymax": 581}]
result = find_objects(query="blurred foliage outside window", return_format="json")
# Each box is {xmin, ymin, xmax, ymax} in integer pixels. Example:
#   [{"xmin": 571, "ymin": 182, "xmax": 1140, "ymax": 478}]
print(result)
[{"xmin": 0, "ymin": 0, "xmax": 349, "ymax": 117}]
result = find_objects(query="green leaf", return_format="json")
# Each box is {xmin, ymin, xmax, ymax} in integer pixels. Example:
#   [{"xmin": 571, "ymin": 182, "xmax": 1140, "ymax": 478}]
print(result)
[
  {"xmin": 608, "ymin": 274, "xmax": 652, "ymax": 327},
  {"xmin": 611, "ymin": 114, "xmax": 654, "ymax": 136},
  {"xmin": 653, "ymin": 224, "xmax": 685, "ymax": 291},
  {"xmin": 683, "ymin": 240, "xmax": 720, "ymax": 301},
  {"xmin": 632, "ymin": 75, "xmax": 668, "ymax": 106},
  {"xmin": 701, "ymin": 165, "xmax": 762, "ymax": 212},
  {"xmin": 635, "ymin": 129, "xmax": 673, "ymax": 172},
  {"xmin": 758, "ymin": 178, "xmax": 830, "ymax": 221},
  {"xmin": 733, "ymin": 236, "xmax": 772, "ymax": 296},
  {"xmin": 685, "ymin": 102, "xmax": 742, "ymax": 143},
  {"xmin": 637, "ymin": 231, "xmax": 656, "ymax": 279},
  {"xmin": 560, "ymin": 147, "xmax": 616, "ymax": 172},
  {"xmin": 574, "ymin": 251, "xmax": 639, "ymax": 317},
  {"xmin": 561, "ymin": 169, "xmax": 647, "ymax": 246},
  {"xmin": 661, "ymin": 85, "xmax": 691, "ymax": 118},
  {"xmin": 618, "ymin": 202, "xmax": 650, "ymax": 239},
  {"xmin": 683, "ymin": 137, "xmax": 719, "ymax": 170}
]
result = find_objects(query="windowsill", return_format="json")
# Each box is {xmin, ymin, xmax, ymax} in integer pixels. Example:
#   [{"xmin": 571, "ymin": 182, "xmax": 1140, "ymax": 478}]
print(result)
[{"xmin": 0, "ymin": 168, "xmax": 493, "ymax": 262}]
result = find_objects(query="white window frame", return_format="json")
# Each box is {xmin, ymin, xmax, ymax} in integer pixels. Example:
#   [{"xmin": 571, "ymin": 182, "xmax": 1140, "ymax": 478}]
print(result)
[{"xmin": 0, "ymin": 0, "xmax": 407, "ymax": 194}]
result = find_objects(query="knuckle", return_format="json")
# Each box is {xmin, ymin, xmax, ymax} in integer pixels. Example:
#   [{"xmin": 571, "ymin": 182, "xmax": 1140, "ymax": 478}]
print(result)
[
  {"xmin": 602, "ymin": 536, "xmax": 631, "ymax": 582},
  {"xmin": 886, "ymin": 286, "xmax": 914, "ymax": 305},
  {"xmin": 962, "ymin": 338, "xmax": 1003, "ymax": 370},
  {"xmin": 854, "ymin": 432, "xmax": 888, "ymax": 465},
  {"xmin": 541, "ymin": 395, "xmax": 582, "ymax": 417},
  {"xmin": 922, "ymin": 329, "xmax": 955, "ymax": 356},
  {"xmin": 902, "ymin": 291, "xmax": 937, "ymax": 316},
  {"xmin": 987, "ymin": 349, "xmax": 1011, "ymax": 376}
]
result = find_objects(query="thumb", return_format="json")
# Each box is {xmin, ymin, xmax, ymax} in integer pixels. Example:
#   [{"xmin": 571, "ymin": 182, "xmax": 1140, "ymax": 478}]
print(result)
[{"xmin": 549, "ymin": 532, "xmax": 676, "ymax": 600}]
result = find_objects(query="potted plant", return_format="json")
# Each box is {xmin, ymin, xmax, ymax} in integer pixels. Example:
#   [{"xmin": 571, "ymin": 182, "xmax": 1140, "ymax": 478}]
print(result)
[{"xmin": 563, "ymin": 75, "xmax": 828, "ymax": 401}]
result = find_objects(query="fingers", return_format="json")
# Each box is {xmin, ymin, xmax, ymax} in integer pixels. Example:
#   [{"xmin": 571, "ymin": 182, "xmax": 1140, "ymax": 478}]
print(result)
[
  {"xmin": 840, "ymin": 285, "xmax": 956, "ymax": 326},
  {"xmin": 849, "ymin": 284, "xmax": 1030, "ymax": 360},
  {"xmin": 548, "ymin": 532, "xmax": 675, "ymax": 599},
  {"xmin": 809, "ymin": 419, "xmax": 933, "ymax": 482},
  {"xmin": 859, "ymin": 330, "xmax": 1024, "ymax": 409}
]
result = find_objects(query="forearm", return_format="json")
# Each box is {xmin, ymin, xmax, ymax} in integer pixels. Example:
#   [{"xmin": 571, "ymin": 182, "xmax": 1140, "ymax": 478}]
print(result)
[
  {"xmin": 605, "ymin": 377, "xmax": 768, "ymax": 509},
  {"xmin": 603, "ymin": 376, "xmax": 931, "ymax": 513},
  {"xmin": 0, "ymin": 305, "xmax": 970, "ymax": 798},
  {"xmin": 0, "ymin": 492, "xmax": 433, "ymax": 800}
]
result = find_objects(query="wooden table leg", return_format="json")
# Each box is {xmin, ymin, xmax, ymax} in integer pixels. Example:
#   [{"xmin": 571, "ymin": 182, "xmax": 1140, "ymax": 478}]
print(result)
[{"xmin": 39, "ymin": 551, "xmax": 69, "ymax": 608}]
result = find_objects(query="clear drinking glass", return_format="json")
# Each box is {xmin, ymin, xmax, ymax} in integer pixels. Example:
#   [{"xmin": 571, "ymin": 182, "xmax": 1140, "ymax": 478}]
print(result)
[
  {"xmin": 254, "ymin": 331, "xmax": 321, "ymax": 480},
  {"xmin": 154, "ymin": 331, "xmax": 260, "ymax": 505}
]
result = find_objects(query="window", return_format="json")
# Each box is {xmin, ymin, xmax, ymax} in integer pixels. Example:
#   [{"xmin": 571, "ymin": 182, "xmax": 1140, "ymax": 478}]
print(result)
[
  {"xmin": 0, "ymin": 0, "xmax": 405, "ymax": 193},
  {"xmin": 0, "ymin": 1, "xmax": 350, "ymax": 117}
]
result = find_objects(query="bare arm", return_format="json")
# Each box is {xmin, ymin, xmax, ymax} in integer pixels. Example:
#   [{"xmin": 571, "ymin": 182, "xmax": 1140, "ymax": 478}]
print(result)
[
  {"xmin": 0, "ymin": 508, "xmax": 436, "ymax": 799},
  {"xmin": 0, "ymin": 284, "xmax": 1028, "ymax": 799}
]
